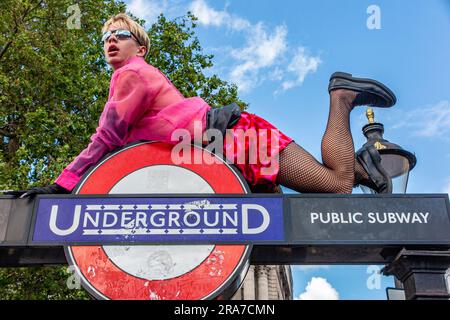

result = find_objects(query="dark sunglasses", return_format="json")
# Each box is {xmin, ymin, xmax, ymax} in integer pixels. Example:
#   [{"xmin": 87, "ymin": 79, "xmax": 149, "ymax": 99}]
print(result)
[{"xmin": 102, "ymin": 29, "xmax": 142, "ymax": 46}]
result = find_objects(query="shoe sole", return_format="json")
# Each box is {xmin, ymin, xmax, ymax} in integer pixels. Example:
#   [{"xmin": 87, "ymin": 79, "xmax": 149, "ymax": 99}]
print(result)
[{"xmin": 329, "ymin": 72, "xmax": 397, "ymax": 107}]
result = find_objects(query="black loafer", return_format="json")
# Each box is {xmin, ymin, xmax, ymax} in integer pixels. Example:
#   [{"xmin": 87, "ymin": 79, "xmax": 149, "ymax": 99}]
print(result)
[
  {"xmin": 356, "ymin": 145, "xmax": 392, "ymax": 194},
  {"xmin": 329, "ymin": 72, "xmax": 396, "ymax": 108}
]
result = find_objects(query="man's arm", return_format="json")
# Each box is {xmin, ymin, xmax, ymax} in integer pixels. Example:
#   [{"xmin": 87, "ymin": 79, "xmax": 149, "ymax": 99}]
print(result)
[{"xmin": 55, "ymin": 70, "xmax": 152, "ymax": 191}]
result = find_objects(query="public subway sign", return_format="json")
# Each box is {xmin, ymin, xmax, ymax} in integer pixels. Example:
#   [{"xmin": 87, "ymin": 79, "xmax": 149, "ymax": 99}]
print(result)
[
  {"xmin": 287, "ymin": 195, "xmax": 450, "ymax": 244},
  {"xmin": 32, "ymin": 196, "xmax": 284, "ymax": 244}
]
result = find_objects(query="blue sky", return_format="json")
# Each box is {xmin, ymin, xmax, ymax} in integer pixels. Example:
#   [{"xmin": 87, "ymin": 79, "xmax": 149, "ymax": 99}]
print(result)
[{"xmin": 123, "ymin": 0, "xmax": 450, "ymax": 299}]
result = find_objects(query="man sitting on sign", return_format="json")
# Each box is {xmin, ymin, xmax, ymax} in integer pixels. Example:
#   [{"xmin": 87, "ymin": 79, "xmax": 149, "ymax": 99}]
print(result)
[{"xmin": 7, "ymin": 13, "xmax": 396, "ymax": 198}]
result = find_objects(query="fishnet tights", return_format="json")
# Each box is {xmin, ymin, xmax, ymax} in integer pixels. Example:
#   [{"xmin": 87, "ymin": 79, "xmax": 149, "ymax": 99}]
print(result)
[{"xmin": 276, "ymin": 89, "xmax": 369, "ymax": 194}]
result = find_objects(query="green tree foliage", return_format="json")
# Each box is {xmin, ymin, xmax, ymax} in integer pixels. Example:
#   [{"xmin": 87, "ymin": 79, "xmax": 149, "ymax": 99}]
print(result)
[{"xmin": 0, "ymin": 0, "xmax": 245, "ymax": 299}]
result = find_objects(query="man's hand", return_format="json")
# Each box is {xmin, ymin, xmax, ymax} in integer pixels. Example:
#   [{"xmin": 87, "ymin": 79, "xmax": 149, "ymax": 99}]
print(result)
[{"xmin": 3, "ymin": 183, "xmax": 70, "ymax": 199}]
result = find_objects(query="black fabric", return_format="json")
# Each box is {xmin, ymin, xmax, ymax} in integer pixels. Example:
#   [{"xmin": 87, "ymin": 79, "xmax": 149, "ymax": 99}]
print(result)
[
  {"xmin": 4, "ymin": 183, "xmax": 70, "ymax": 199},
  {"xmin": 356, "ymin": 145, "xmax": 392, "ymax": 193},
  {"xmin": 205, "ymin": 103, "xmax": 242, "ymax": 141}
]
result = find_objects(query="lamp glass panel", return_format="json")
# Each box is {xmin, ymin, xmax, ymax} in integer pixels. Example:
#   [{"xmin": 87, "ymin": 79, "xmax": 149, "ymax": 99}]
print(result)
[
  {"xmin": 359, "ymin": 154, "xmax": 410, "ymax": 194},
  {"xmin": 360, "ymin": 185, "xmax": 375, "ymax": 194},
  {"xmin": 379, "ymin": 154, "xmax": 410, "ymax": 178},
  {"xmin": 391, "ymin": 171, "xmax": 409, "ymax": 194}
]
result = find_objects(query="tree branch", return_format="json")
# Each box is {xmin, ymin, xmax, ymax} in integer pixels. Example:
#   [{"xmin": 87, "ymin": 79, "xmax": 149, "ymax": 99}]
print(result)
[
  {"xmin": 0, "ymin": 128, "xmax": 16, "ymax": 138},
  {"xmin": 0, "ymin": 41, "xmax": 13, "ymax": 61},
  {"xmin": 0, "ymin": 0, "xmax": 44, "ymax": 62}
]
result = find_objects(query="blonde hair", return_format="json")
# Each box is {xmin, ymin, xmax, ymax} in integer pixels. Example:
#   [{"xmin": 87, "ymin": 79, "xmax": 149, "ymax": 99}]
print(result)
[{"xmin": 102, "ymin": 13, "xmax": 150, "ymax": 56}]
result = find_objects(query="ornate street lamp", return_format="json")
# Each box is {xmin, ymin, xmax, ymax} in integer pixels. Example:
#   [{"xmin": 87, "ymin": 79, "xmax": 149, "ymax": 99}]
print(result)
[{"xmin": 357, "ymin": 108, "xmax": 417, "ymax": 194}]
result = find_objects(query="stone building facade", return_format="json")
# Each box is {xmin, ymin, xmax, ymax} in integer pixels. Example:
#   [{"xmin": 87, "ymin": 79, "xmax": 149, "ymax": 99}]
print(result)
[{"xmin": 232, "ymin": 265, "xmax": 293, "ymax": 300}]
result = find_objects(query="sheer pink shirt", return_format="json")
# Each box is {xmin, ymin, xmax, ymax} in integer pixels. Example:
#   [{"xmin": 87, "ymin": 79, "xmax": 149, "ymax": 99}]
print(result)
[{"xmin": 55, "ymin": 56, "xmax": 210, "ymax": 190}]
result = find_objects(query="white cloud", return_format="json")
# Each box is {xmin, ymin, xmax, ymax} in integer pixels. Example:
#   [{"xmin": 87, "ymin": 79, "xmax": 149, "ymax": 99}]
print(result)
[
  {"xmin": 231, "ymin": 24, "xmax": 287, "ymax": 66},
  {"xmin": 296, "ymin": 277, "xmax": 339, "ymax": 300},
  {"xmin": 392, "ymin": 100, "xmax": 450, "ymax": 139},
  {"xmin": 230, "ymin": 24, "xmax": 287, "ymax": 91},
  {"xmin": 281, "ymin": 47, "xmax": 321, "ymax": 91},
  {"xmin": 190, "ymin": 0, "xmax": 227, "ymax": 27},
  {"xmin": 190, "ymin": 1, "xmax": 288, "ymax": 92},
  {"xmin": 127, "ymin": 0, "xmax": 169, "ymax": 26},
  {"xmin": 189, "ymin": 0, "xmax": 250, "ymax": 30},
  {"xmin": 267, "ymin": 67, "xmax": 284, "ymax": 82}
]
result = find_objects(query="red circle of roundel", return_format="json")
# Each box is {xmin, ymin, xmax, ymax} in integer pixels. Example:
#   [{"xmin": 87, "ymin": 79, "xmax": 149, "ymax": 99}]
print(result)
[{"xmin": 65, "ymin": 142, "xmax": 251, "ymax": 300}]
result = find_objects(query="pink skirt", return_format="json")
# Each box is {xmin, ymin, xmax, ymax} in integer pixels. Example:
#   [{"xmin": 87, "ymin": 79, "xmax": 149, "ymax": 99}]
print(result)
[{"xmin": 223, "ymin": 111, "xmax": 294, "ymax": 192}]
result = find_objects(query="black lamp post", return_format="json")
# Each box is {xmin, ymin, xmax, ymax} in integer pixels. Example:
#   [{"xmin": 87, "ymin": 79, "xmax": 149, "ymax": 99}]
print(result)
[{"xmin": 357, "ymin": 108, "xmax": 417, "ymax": 194}]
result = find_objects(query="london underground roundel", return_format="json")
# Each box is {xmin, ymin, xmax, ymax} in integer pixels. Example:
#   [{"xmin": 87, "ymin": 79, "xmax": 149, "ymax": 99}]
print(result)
[{"xmin": 64, "ymin": 142, "xmax": 251, "ymax": 300}]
